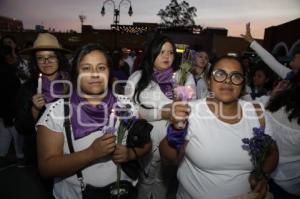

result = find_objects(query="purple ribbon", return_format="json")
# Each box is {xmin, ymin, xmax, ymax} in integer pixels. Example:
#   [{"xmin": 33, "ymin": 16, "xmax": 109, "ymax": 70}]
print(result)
[
  {"xmin": 152, "ymin": 67, "xmax": 174, "ymax": 99},
  {"xmin": 70, "ymin": 90, "xmax": 116, "ymax": 140},
  {"xmin": 167, "ymin": 123, "xmax": 188, "ymax": 151}
]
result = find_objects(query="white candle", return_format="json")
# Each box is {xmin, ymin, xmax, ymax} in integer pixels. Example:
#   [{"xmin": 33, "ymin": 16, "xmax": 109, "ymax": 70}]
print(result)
[
  {"xmin": 172, "ymin": 72, "xmax": 176, "ymax": 86},
  {"xmin": 108, "ymin": 109, "xmax": 115, "ymax": 127},
  {"xmin": 37, "ymin": 73, "xmax": 42, "ymax": 94}
]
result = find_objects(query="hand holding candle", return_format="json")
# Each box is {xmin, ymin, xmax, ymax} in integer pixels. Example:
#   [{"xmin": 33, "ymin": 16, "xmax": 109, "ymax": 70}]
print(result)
[
  {"xmin": 37, "ymin": 73, "xmax": 42, "ymax": 94},
  {"xmin": 104, "ymin": 109, "xmax": 116, "ymax": 135},
  {"xmin": 109, "ymin": 109, "xmax": 115, "ymax": 128}
]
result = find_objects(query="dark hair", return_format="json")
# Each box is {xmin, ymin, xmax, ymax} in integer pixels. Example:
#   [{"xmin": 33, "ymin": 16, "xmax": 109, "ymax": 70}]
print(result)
[
  {"xmin": 70, "ymin": 43, "xmax": 113, "ymax": 89},
  {"xmin": 250, "ymin": 62, "xmax": 274, "ymax": 91},
  {"xmin": 1, "ymin": 35, "xmax": 23, "ymax": 58},
  {"xmin": 189, "ymin": 44, "xmax": 208, "ymax": 53},
  {"xmin": 112, "ymin": 49, "xmax": 122, "ymax": 69},
  {"xmin": 28, "ymin": 50, "xmax": 71, "ymax": 81},
  {"xmin": 1, "ymin": 35, "xmax": 17, "ymax": 45},
  {"xmin": 206, "ymin": 55, "xmax": 246, "ymax": 93},
  {"xmin": 207, "ymin": 55, "xmax": 245, "ymax": 77},
  {"xmin": 266, "ymin": 72, "xmax": 300, "ymax": 124},
  {"xmin": 134, "ymin": 35, "xmax": 178, "ymax": 104}
]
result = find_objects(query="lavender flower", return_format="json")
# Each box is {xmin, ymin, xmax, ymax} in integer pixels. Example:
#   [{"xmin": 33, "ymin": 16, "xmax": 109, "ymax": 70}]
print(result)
[{"xmin": 242, "ymin": 126, "xmax": 276, "ymax": 180}]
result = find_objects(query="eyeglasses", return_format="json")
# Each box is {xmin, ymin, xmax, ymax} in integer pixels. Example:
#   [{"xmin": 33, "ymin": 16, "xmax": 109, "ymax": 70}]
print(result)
[
  {"xmin": 36, "ymin": 55, "xmax": 57, "ymax": 64},
  {"xmin": 212, "ymin": 69, "xmax": 245, "ymax": 85}
]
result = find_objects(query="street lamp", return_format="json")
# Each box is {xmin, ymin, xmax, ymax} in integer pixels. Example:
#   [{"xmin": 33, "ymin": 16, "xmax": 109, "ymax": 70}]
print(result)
[
  {"xmin": 78, "ymin": 14, "xmax": 87, "ymax": 33},
  {"xmin": 101, "ymin": 0, "xmax": 133, "ymax": 49}
]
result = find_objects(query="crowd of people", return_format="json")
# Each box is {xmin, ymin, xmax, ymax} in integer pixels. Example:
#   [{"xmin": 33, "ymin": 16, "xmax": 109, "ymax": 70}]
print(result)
[{"xmin": 0, "ymin": 22, "xmax": 299, "ymax": 199}]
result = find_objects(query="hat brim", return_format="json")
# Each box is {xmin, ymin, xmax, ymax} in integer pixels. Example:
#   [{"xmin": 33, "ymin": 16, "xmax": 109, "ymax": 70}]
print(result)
[{"xmin": 20, "ymin": 46, "xmax": 72, "ymax": 54}]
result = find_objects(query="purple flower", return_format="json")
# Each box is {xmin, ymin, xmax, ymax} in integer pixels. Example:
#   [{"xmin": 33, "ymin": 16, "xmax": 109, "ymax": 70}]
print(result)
[
  {"xmin": 241, "ymin": 126, "xmax": 276, "ymax": 180},
  {"xmin": 242, "ymin": 138, "xmax": 250, "ymax": 144},
  {"xmin": 174, "ymin": 85, "xmax": 194, "ymax": 101}
]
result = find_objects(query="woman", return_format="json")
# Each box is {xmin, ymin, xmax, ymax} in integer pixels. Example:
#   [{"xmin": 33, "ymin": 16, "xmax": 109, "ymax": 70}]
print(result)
[
  {"xmin": 0, "ymin": 43, "xmax": 24, "ymax": 166},
  {"xmin": 14, "ymin": 33, "xmax": 71, "ymax": 166},
  {"xmin": 1, "ymin": 35, "xmax": 30, "ymax": 83},
  {"xmin": 189, "ymin": 46, "xmax": 210, "ymax": 99},
  {"xmin": 36, "ymin": 43, "xmax": 151, "ymax": 199},
  {"xmin": 266, "ymin": 72, "xmax": 300, "ymax": 199},
  {"xmin": 127, "ymin": 35, "xmax": 195, "ymax": 199},
  {"xmin": 160, "ymin": 55, "xmax": 279, "ymax": 199},
  {"xmin": 246, "ymin": 63, "xmax": 274, "ymax": 101},
  {"xmin": 241, "ymin": 23, "xmax": 300, "ymax": 80}
]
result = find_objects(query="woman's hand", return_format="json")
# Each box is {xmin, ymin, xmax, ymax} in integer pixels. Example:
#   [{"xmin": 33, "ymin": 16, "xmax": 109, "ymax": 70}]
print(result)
[
  {"xmin": 241, "ymin": 22, "xmax": 254, "ymax": 43},
  {"xmin": 249, "ymin": 174, "xmax": 268, "ymax": 199},
  {"xmin": 170, "ymin": 101, "xmax": 190, "ymax": 126},
  {"xmin": 90, "ymin": 134, "xmax": 116, "ymax": 159},
  {"xmin": 112, "ymin": 144, "xmax": 133, "ymax": 163},
  {"xmin": 32, "ymin": 93, "xmax": 46, "ymax": 111},
  {"xmin": 271, "ymin": 80, "xmax": 289, "ymax": 97}
]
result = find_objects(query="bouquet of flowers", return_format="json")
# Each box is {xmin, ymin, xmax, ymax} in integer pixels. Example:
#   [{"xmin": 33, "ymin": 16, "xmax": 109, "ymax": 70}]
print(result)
[
  {"xmin": 229, "ymin": 127, "xmax": 276, "ymax": 199},
  {"xmin": 171, "ymin": 49, "xmax": 195, "ymax": 129},
  {"xmin": 174, "ymin": 49, "xmax": 194, "ymax": 86},
  {"xmin": 242, "ymin": 127, "xmax": 276, "ymax": 181}
]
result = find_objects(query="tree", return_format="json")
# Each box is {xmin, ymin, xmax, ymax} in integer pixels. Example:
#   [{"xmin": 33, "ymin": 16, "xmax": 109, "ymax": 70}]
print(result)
[{"xmin": 157, "ymin": 0, "xmax": 197, "ymax": 27}]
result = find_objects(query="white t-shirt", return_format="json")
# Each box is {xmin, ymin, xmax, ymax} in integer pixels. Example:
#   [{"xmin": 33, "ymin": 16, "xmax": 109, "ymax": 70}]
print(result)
[
  {"xmin": 266, "ymin": 108, "xmax": 300, "ymax": 195},
  {"xmin": 195, "ymin": 77, "xmax": 208, "ymax": 99},
  {"xmin": 36, "ymin": 99, "xmax": 134, "ymax": 199},
  {"xmin": 177, "ymin": 99, "xmax": 273, "ymax": 199}
]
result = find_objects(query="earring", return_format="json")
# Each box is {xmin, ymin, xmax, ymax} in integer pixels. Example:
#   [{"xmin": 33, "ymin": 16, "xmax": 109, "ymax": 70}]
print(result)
[{"xmin": 207, "ymin": 91, "xmax": 215, "ymax": 98}]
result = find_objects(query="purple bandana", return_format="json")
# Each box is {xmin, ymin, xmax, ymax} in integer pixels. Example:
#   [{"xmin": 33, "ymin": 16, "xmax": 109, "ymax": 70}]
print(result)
[
  {"xmin": 70, "ymin": 89, "xmax": 116, "ymax": 140},
  {"xmin": 152, "ymin": 67, "xmax": 175, "ymax": 99},
  {"xmin": 41, "ymin": 73, "xmax": 67, "ymax": 103}
]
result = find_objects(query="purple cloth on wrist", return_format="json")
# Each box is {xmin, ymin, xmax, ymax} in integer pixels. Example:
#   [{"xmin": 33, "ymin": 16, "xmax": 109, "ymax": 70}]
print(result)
[{"xmin": 167, "ymin": 124, "xmax": 188, "ymax": 151}]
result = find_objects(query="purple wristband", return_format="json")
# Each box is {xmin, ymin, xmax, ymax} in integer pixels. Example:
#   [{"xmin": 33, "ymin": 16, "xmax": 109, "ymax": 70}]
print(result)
[{"xmin": 166, "ymin": 124, "xmax": 188, "ymax": 151}]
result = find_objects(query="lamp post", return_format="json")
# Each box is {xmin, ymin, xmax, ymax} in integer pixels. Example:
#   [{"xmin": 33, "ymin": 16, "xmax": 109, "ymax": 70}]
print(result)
[
  {"xmin": 78, "ymin": 14, "xmax": 86, "ymax": 33},
  {"xmin": 101, "ymin": 0, "xmax": 133, "ymax": 49}
]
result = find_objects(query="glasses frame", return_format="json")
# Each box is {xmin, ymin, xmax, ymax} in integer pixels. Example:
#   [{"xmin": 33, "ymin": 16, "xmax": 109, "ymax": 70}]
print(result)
[
  {"xmin": 36, "ymin": 55, "xmax": 58, "ymax": 64},
  {"xmin": 212, "ymin": 69, "xmax": 245, "ymax": 85}
]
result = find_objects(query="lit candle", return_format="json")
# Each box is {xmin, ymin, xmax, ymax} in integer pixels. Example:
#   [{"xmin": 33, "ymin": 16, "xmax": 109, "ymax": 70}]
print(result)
[
  {"xmin": 37, "ymin": 73, "xmax": 42, "ymax": 94},
  {"xmin": 108, "ymin": 109, "xmax": 115, "ymax": 127},
  {"xmin": 172, "ymin": 72, "xmax": 176, "ymax": 84}
]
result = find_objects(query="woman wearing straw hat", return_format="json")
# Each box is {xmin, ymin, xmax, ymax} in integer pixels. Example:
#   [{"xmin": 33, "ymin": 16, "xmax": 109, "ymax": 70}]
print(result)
[{"xmin": 15, "ymin": 33, "xmax": 71, "ymax": 168}]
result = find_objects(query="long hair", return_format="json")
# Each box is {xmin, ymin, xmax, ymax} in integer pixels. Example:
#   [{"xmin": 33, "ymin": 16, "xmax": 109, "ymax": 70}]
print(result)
[
  {"xmin": 70, "ymin": 43, "xmax": 113, "ymax": 89},
  {"xmin": 266, "ymin": 72, "xmax": 300, "ymax": 124},
  {"xmin": 28, "ymin": 50, "xmax": 71, "ymax": 81},
  {"xmin": 134, "ymin": 35, "xmax": 178, "ymax": 104}
]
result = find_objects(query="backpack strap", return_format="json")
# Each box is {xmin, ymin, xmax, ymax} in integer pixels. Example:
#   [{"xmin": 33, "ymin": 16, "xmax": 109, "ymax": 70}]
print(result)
[
  {"xmin": 63, "ymin": 98, "xmax": 85, "ymax": 191},
  {"xmin": 252, "ymin": 102, "xmax": 266, "ymax": 128}
]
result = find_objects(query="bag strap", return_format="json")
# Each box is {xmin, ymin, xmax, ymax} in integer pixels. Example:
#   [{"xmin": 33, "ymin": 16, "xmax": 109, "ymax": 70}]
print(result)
[
  {"xmin": 252, "ymin": 102, "xmax": 265, "ymax": 128},
  {"xmin": 63, "ymin": 98, "xmax": 85, "ymax": 191}
]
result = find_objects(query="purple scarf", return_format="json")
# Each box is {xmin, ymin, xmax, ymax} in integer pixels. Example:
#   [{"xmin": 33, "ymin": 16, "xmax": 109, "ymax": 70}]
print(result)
[
  {"xmin": 70, "ymin": 90, "xmax": 116, "ymax": 140},
  {"xmin": 42, "ymin": 73, "xmax": 66, "ymax": 103},
  {"xmin": 152, "ymin": 67, "xmax": 175, "ymax": 99}
]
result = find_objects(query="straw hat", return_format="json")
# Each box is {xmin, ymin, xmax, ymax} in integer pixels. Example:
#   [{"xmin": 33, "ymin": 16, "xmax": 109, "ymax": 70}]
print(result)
[{"xmin": 21, "ymin": 33, "xmax": 71, "ymax": 54}]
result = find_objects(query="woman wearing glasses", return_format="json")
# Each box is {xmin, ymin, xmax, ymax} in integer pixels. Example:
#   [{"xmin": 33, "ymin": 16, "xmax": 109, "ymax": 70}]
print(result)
[
  {"xmin": 160, "ymin": 56, "xmax": 279, "ymax": 199},
  {"xmin": 14, "ymin": 33, "xmax": 70, "ymax": 169}
]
